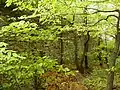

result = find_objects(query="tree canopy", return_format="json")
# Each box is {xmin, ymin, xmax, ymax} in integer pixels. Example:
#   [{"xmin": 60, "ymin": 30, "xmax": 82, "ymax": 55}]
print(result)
[{"xmin": 0, "ymin": 0, "xmax": 120, "ymax": 90}]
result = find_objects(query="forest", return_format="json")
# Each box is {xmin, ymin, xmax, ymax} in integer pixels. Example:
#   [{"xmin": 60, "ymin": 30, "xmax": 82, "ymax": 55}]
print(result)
[{"xmin": 0, "ymin": 0, "xmax": 120, "ymax": 90}]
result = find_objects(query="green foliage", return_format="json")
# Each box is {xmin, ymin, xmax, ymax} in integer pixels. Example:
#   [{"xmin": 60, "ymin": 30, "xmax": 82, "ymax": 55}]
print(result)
[
  {"xmin": 0, "ymin": 42, "xmax": 59, "ymax": 89},
  {"xmin": 1, "ymin": 0, "xmax": 120, "ymax": 90},
  {"xmin": 84, "ymin": 69, "xmax": 107, "ymax": 90},
  {"xmin": 0, "ymin": 21, "xmax": 59, "ymax": 41},
  {"xmin": 0, "ymin": 21, "xmax": 38, "ymax": 41},
  {"xmin": 0, "ymin": 42, "xmax": 25, "ymax": 89},
  {"xmin": 0, "ymin": 42, "xmax": 74, "ymax": 89},
  {"xmin": 56, "ymin": 65, "xmax": 75, "ymax": 76}
]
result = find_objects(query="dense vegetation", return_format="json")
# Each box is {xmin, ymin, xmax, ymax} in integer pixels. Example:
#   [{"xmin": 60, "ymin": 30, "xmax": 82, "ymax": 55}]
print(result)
[{"xmin": 0, "ymin": 0, "xmax": 120, "ymax": 90}]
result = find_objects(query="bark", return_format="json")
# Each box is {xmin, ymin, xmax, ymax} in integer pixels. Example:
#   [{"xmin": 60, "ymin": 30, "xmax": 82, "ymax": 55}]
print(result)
[
  {"xmin": 74, "ymin": 31, "xmax": 83, "ymax": 73},
  {"xmin": 72, "ymin": 14, "xmax": 82, "ymax": 72},
  {"xmin": 80, "ymin": 7, "xmax": 90, "ymax": 73},
  {"xmin": 80, "ymin": 55, "xmax": 85, "ymax": 74},
  {"xmin": 97, "ymin": 36, "xmax": 103, "ymax": 67},
  {"xmin": 60, "ymin": 33, "xmax": 64, "ymax": 65},
  {"xmin": 107, "ymin": 55, "xmax": 116, "ymax": 90},
  {"xmin": 107, "ymin": 10, "xmax": 120, "ymax": 90},
  {"xmin": 84, "ymin": 7, "xmax": 89, "ymax": 69},
  {"xmin": 105, "ymin": 33, "xmax": 109, "ymax": 68},
  {"xmin": 34, "ymin": 70, "xmax": 38, "ymax": 90},
  {"xmin": 84, "ymin": 31, "xmax": 90, "ymax": 69}
]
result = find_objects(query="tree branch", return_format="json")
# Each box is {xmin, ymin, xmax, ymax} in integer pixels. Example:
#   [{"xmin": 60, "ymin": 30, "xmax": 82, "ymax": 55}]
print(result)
[
  {"xmin": 91, "ymin": 15, "xmax": 118, "ymax": 26},
  {"xmin": 75, "ymin": 6, "xmax": 119, "ymax": 14},
  {"xmin": 92, "ymin": 9, "xmax": 119, "ymax": 14}
]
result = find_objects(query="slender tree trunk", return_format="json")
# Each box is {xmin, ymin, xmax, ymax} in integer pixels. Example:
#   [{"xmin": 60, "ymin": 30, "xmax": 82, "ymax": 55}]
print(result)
[
  {"xmin": 104, "ymin": 32, "xmax": 109, "ymax": 68},
  {"xmin": 98, "ymin": 52, "xmax": 102, "ymax": 66},
  {"xmin": 34, "ymin": 47, "xmax": 45, "ymax": 90},
  {"xmin": 84, "ymin": 31, "xmax": 90, "ymax": 69},
  {"xmin": 34, "ymin": 70, "xmax": 38, "ymax": 90},
  {"xmin": 107, "ymin": 56, "xmax": 116, "ymax": 90},
  {"xmin": 29, "ymin": 42, "xmax": 38, "ymax": 90},
  {"xmin": 33, "ymin": 49, "xmax": 38, "ymax": 90},
  {"xmin": 80, "ymin": 7, "xmax": 90, "ymax": 73},
  {"xmin": 72, "ymin": 14, "xmax": 82, "ymax": 72},
  {"xmin": 80, "ymin": 59, "xmax": 84, "ymax": 74},
  {"xmin": 107, "ymin": 10, "xmax": 120, "ymax": 90},
  {"xmin": 60, "ymin": 33, "xmax": 64, "ymax": 65},
  {"xmin": 74, "ymin": 31, "xmax": 82, "ymax": 72},
  {"xmin": 83, "ymin": 7, "xmax": 89, "ymax": 69},
  {"xmin": 97, "ymin": 36, "xmax": 103, "ymax": 67}
]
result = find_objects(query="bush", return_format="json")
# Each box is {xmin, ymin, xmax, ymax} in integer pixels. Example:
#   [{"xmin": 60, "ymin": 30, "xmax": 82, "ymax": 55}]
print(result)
[{"xmin": 83, "ymin": 69, "xmax": 107, "ymax": 90}]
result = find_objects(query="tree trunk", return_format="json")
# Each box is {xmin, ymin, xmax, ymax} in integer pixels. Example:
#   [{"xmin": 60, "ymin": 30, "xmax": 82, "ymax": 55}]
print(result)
[
  {"xmin": 33, "ymin": 49, "xmax": 45, "ymax": 90},
  {"xmin": 83, "ymin": 7, "xmax": 89, "ymax": 69},
  {"xmin": 84, "ymin": 31, "xmax": 90, "ymax": 69},
  {"xmin": 34, "ymin": 70, "xmax": 38, "ymax": 90},
  {"xmin": 107, "ymin": 55, "xmax": 116, "ymax": 90},
  {"xmin": 97, "ymin": 36, "xmax": 103, "ymax": 67},
  {"xmin": 104, "ymin": 32, "xmax": 109, "ymax": 68},
  {"xmin": 72, "ymin": 14, "xmax": 84, "ymax": 73},
  {"xmin": 60, "ymin": 33, "xmax": 64, "ymax": 65},
  {"xmin": 74, "ymin": 31, "xmax": 82, "ymax": 72},
  {"xmin": 107, "ymin": 10, "xmax": 120, "ymax": 90}
]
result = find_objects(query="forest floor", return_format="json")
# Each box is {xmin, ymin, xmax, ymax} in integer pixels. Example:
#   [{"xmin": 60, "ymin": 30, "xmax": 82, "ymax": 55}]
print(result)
[
  {"xmin": 43, "ymin": 64, "xmax": 89, "ymax": 90},
  {"xmin": 45, "ymin": 71, "xmax": 88, "ymax": 90}
]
